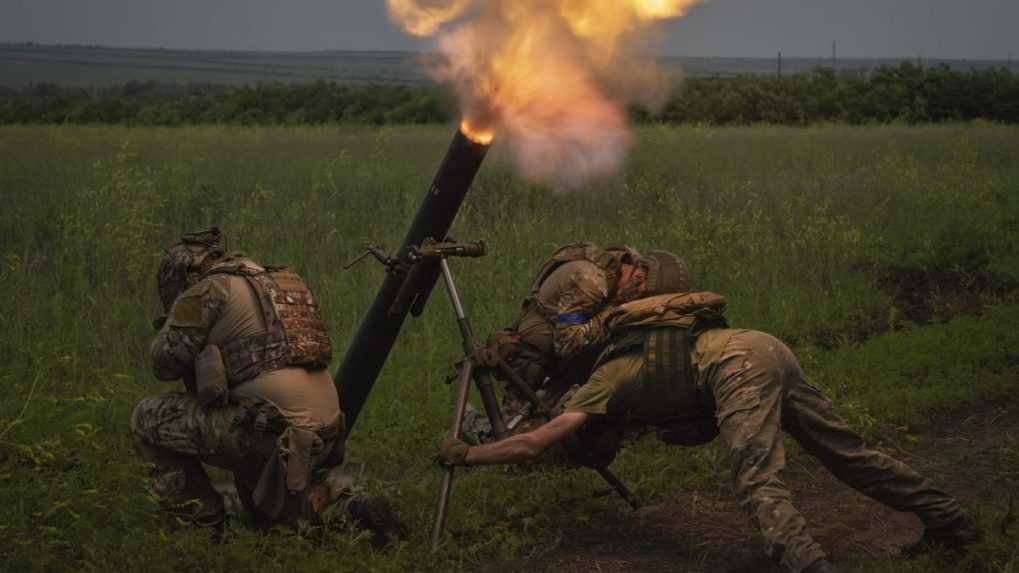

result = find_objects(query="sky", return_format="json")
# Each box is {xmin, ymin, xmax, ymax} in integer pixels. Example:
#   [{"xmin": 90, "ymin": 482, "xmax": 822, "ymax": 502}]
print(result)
[{"xmin": 0, "ymin": 0, "xmax": 1015, "ymax": 60}]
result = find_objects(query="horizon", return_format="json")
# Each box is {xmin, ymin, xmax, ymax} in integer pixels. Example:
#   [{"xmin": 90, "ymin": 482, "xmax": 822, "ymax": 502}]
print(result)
[{"xmin": 2, "ymin": 40, "xmax": 1012, "ymax": 64}]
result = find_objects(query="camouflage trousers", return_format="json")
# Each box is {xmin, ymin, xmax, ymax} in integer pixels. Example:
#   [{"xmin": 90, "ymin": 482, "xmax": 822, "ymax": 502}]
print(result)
[
  {"xmin": 707, "ymin": 330, "xmax": 964, "ymax": 573},
  {"xmin": 130, "ymin": 392, "xmax": 336, "ymax": 527}
]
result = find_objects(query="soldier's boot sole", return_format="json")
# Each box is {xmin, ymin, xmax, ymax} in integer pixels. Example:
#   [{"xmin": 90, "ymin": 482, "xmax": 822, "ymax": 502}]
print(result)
[{"xmin": 903, "ymin": 513, "xmax": 982, "ymax": 558}]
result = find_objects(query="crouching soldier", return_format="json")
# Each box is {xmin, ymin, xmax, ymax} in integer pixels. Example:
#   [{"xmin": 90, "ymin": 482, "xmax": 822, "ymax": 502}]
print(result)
[
  {"xmin": 132, "ymin": 228, "xmax": 404, "ymax": 538},
  {"xmin": 439, "ymin": 254, "xmax": 978, "ymax": 573},
  {"xmin": 462, "ymin": 241, "xmax": 649, "ymax": 443}
]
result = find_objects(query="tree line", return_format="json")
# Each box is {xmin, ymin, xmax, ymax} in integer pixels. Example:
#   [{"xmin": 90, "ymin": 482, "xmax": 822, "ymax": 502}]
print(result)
[{"xmin": 2, "ymin": 63, "xmax": 1017, "ymax": 126}]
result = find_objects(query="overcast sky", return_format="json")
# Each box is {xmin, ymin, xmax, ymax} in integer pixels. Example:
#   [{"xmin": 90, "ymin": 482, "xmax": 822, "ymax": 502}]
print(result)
[{"xmin": 0, "ymin": 0, "xmax": 1015, "ymax": 59}]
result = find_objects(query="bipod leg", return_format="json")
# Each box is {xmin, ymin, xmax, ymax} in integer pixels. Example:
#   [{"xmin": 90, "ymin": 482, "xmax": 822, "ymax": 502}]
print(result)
[
  {"xmin": 474, "ymin": 369, "xmax": 507, "ymax": 438},
  {"xmin": 594, "ymin": 466, "xmax": 641, "ymax": 511},
  {"xmin": 431, "ymin": 357, "xmax": 474, "ymax": 552},
  {"xmin": 437, "ymin": 257, "xmax": 506, "ymax": 437}
]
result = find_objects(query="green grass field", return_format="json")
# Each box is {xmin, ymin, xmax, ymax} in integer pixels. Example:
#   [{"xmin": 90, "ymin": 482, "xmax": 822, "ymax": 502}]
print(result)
[{"xmin": 1, "ymin": 124, "xmax": 1017, "ymax": 572}]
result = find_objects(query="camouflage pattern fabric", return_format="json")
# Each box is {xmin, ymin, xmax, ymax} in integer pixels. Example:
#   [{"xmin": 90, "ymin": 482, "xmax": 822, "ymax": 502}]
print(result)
[
  {"xmin": 459, "ymin": 403, "xmax": 493, "ymax": 445},
  {"xmin": 567, "ymin": 328, "xmax": 967, "ymax": 573},
  {"xmin": 545, "ymin": 261, "xmax": 616, "ymax": 359},
  {"xmin": 709, "ymin": 330, "xmax": 965, "ymax": 572},
  {"xmin": 156, "ymin": 228, "xmax": 225, "ymax": 312},
  {"xmin": 515, "ymin": 259, "xmax": 614, "ymax": 364},
  {"xmin": 489, "ymin": 245, "xmax": 640, "ymax": 409},
  {"xmin": 142, "ymin": 252, "xmax": 342, "ymax": 526},
  {"xmin": 130, "ymin": 392, "xmax": 340, "ymax": 526},
  {"xmin": 205, "ymin": 261, "xmax": 333, "ymax": 385},
  {"xmin": 150, "ymin": 277, "xmax": 229, "ymax": 382},
  {"xmin": 130, "ymin": 392, "xmax": 270, "ymax": 522}
]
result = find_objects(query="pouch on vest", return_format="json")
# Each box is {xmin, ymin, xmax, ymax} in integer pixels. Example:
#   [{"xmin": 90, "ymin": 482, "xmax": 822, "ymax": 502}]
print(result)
[
  {"xmin": 643, "ymin": 327, "xmax": 702, "ymax": 421},
  {"xmin": 252, "ymin": 426, "xmax": 319, "ymax": 519},
  {"xmin": 195, "ymin": 344, "xmax": 229, "ymax": 406}
]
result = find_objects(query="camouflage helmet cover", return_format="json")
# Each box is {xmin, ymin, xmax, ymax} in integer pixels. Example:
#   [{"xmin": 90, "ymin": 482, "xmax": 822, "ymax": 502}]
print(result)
[
  {"xmin": 156, "ymin": 227, "xmax": 225, "ymax": 311},
  {"xmin": 639, "ymin": 250, "xmax": 690, "ymax": 297}
]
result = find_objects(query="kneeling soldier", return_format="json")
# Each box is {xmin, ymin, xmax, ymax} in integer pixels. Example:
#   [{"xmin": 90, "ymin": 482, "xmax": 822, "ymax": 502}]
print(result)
[
  {"xmin": 439, "ymin": 252, "xmax": 978, "ymax": 573},
  {"xmin": 132, "ymin": 228, "xmax": 403, "ymax": 537}
]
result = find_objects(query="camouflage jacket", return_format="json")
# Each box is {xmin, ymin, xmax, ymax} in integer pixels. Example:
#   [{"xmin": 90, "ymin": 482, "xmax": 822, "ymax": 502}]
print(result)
[
  {"xmin": 517, "ymin": 259, "xmax": 617, "ymax": 361},
  {"xmin": 150, "ymin": 274, "xmax": 231, "ymax": 381}
]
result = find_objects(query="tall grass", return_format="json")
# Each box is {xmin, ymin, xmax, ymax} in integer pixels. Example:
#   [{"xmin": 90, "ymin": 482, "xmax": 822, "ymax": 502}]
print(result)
[{"xmin": 0, "ymin": 124, "xmax": 1017, "ymax": 571}]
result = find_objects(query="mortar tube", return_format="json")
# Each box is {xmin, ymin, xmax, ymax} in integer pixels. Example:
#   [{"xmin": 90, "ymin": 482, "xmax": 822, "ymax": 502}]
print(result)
[{"xmin": 335, "ymin": 128, "xmax": 491, "ymax": 433}]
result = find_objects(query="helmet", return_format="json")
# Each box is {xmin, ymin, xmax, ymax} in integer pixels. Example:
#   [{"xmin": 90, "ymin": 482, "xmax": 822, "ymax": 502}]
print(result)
[
  {"xmin": 156, "ymin": 227, "xmax": 224, "ymax": 310},
  {"xmin": 639, "ymin": 250, "xmax": 689, "ymax": 296}
]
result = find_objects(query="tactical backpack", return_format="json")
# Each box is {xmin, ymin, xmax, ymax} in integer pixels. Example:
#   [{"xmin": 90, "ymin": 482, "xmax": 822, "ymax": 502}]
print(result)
[{"xmin": 204, "ymin": 257, "xmax": 333, "ymax": 386}]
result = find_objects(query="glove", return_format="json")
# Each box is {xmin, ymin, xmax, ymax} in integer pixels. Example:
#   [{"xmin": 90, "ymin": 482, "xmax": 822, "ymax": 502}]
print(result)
[
  {"xmin": 478, "ymin": 330, "xmax": 521, "ymax": 367},
  {"xmin": 438, "ymin": 437, "xmax": 471, "ymax": 466}
]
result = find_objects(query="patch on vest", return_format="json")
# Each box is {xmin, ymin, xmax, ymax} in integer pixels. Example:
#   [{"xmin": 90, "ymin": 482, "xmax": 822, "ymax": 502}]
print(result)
[
  {"xmin": 556, "ymin": 312, "xmax": 591, "ymax": 325},
  {"xmin": 168, "ymin": 290, "xmax": 206, "ymax": 328}
]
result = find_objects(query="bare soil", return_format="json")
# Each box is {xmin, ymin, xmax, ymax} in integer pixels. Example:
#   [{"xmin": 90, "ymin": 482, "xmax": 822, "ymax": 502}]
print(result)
[
  {"xmin": 482, "ymin": 395, "xmax": 1019, "ymax": 572},
  {"xmin": 807, "ymin": 265, "xmax": 1017, "ymax": 349}
]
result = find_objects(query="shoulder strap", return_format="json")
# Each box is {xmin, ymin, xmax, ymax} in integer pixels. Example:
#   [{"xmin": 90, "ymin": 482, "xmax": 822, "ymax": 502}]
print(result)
[{"xmin": 202, "ymin": 253, "xmax": 263, "ymax": 278}]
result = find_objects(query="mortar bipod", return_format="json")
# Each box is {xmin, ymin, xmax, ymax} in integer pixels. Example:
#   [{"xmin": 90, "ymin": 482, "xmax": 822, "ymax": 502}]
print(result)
[{"xmin": 429, "ymin": 237, "xmax": 508, "ymax": 551}]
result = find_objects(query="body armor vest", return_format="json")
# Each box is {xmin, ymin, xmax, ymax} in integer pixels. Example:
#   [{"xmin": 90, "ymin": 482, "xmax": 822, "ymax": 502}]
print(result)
[
  {"xmin": 204, "ymin": 257, "xmax": 333, "ymax": 386},
  {"xmin": 598, "ymin": 292, "xmax": 729, "ymax": 427}
]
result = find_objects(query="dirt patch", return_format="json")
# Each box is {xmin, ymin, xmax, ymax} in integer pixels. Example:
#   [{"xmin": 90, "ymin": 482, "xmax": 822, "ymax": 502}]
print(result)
[
  {"xmin": 877, "ymin": 265, "xmax": 1017, "ymax": 326},
  {"xmin": 805, "ymin": 265, "xmax": 1017, "ymax": 350},
  {"xmin": 478, "ymin": 395, "xmax": 1019, "ymax": 572}
]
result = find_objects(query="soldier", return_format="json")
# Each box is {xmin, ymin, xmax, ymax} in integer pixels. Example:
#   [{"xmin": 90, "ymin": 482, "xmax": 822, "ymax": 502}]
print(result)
[
  {"xmin": 132, "ymin": 228, "xmax": 403, "ymax": 538},
  {"xmin": 463, "ymin": 242, "xmax": 647, "ymax": 442},
  {"xmin": 440, "ymin": 252, "xmax": 978, "ymax": 573}
]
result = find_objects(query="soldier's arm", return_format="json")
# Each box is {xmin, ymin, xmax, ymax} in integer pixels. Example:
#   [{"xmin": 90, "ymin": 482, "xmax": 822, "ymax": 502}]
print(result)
[
  {"xmin": 552, "ymin": 265, "xmax": 613, "ymax": 359},
  {"xmin": 464, "ymin": 412, "xmax": 589, "ymax": 465},
  {"xmin": 149, "ymin": 278, "xmax": 227, "ymax": 381}
]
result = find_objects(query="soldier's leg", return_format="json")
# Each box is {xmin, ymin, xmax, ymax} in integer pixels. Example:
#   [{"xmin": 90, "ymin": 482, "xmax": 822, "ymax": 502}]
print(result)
[
  {"xmin": 130, "ymin": 392, "xmax": 251, "ymax": 523},
  {"xmin": 778, "ymin": 349, "xmax": 965, "ymax": 530},
  {"xmin": 711, "ymin": 331, "xmax": 827, "ymax": 573}
]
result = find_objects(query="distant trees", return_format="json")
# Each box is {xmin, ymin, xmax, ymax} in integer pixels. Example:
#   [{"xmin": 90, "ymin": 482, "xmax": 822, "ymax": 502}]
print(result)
[
  {"xmin": 0, "ymin": 81, "xmax": 456, "ymax": 126},
  {"xmin": 658, "ymin": 64, "xmax": 1019, "ymax": 125},
  {"xmin": 1, "ymin": 64, "xmax": 1017, "ymax": 126}
]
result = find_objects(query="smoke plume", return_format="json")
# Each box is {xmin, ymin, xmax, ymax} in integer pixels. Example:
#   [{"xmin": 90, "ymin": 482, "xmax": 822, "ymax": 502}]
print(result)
[{"xmin": 387, "ymin": 0, "xmax": 706, "ymax": 189}]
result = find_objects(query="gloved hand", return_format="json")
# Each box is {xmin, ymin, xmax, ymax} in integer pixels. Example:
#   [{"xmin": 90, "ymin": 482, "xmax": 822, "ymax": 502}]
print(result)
[
  {"xmin": 477, "ymin": 330, "xmax": 521, "ymax": 367},
  {"xmin": 438, "ymin": 437, "xmax": 471, "ymax": 466}
]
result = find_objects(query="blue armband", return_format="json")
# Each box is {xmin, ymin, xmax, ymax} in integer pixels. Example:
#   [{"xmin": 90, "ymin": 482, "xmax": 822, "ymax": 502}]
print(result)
[{"xmin": 556, "ymin": 312, "xmax": 591, "ymax": 325}]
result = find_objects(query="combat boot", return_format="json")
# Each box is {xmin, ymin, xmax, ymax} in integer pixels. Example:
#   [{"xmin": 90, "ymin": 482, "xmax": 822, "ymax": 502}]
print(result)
[
  {"xmin": 803, "ymin": 558, "xmax": 840, "ymax": 573},
  {"xmin": 903, "ymin": 513, "xmax": 981, "ymax": 558},
  {"xmin": 345, "ymin": 495, "xmax": 409, "ymax": 545}
]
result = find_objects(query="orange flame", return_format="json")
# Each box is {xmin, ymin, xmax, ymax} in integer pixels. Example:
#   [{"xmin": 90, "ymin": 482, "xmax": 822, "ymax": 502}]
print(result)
[
  {"xmin": 460, "ymin": 119, "xmax": 495, "ymax": 145},
  {"xmin": 388, "ymin": 0, "xmax": 706, "ymax": 188}
]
